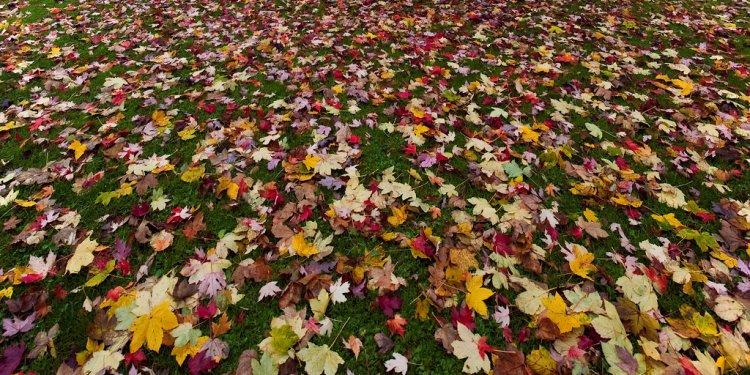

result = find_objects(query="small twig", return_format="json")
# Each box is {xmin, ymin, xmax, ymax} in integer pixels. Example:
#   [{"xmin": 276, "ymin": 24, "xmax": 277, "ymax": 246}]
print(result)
[{"xmin": 329, "ymin": 316, "xmax": 350, "ymax": 347}]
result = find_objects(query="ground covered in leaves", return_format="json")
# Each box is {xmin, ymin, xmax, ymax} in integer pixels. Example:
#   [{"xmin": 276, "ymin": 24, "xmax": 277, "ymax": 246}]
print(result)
[{"xmin": 1, "ymin": 0, "xmax": 750, "ymax": 374}]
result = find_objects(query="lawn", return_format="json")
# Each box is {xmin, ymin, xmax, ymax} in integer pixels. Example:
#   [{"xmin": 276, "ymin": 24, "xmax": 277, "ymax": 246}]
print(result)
[{"xmin": 1, "ymin": 0, "xmax": 750, "ymax": 374}]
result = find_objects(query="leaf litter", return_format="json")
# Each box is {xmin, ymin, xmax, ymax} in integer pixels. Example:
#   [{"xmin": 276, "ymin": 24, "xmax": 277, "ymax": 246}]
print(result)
[{"xmin": 1, "ymin": 0, "xmax": 750, "ymax": 374}]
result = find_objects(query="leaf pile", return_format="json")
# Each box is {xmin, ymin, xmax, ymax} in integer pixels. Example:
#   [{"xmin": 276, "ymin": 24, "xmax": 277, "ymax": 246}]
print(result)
[{"xmin": 1, "ymin": 0, "xmax": 750, "ymax": 374}]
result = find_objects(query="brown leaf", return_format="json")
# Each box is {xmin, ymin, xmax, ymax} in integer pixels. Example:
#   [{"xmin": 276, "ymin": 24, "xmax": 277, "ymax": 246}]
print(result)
[
  {"xmin": 576, "ymin": 217, "xmax": 609, "ymax": 239},
  {"xmin": 719, "ymin": 220, "xmax": 745, "ymax": 252},
  {"xmin": 279, "ymin": 282, "xmax": 303, "ymax": 309},
  {"xmin": 3, "ymin": 216, "xmax": 20, "ymax": 231},
  {"xmin": 134, "ymin": 220, "xmax": 152, "ymax": 243},
  {"xmin": 173, "ymin": 278, "xmax": 199, "ymax": 301},
  {"xmin": 56, "ymin": 363, "xmax": 82, "ymax": 375},
  {"xmin": 86, "ymin": 310, "xmax": 116, "ymax": 341},
  {"xmin": 535, "ymin": 317, "xmax": 561, "ymax": 341},
  {"xmin": 493, "ymin": 344, "xmax": 527, "ymax": 375},
  {"xmin": 278, "ymin": 357, "xmax": 299, "ymax": 375},
  {"xmin": 211, "ymin": 313, "xmax": 232, "ymax": 337},
  {"xmin": 183, "ymin": 211, "xmax": 206, "ymax": 240},
  {"xmin": 134, "ymin": 173, "xmax": 158, "ymax": 195},
  {"xmin": 236, "ymin": 349, "xmax": 257, "ymax": 375},
  {"xmin": 615, "ymin": 298, "xmax": 661, "ymax": 340},
  {"xmin": 434, "ymin": 323, "xmax": 458, "ymax": 354},
  {"xmin": 375, "ymin": 332, "xmax": 394, "ymax": 354}
]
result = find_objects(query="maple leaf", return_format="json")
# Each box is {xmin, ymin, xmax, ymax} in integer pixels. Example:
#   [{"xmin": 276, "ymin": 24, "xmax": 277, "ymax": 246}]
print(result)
[
  {"xmin": 541, "ymin": 293, "xmax": 585, "ymax": 333},
  {"xmin": 172, "ymin": 336, "xmax": 209, "ymax": 366},
  {"xmin": 68, "ymin": 139, "xmax": 87, "ymax": 160},
  {"xmin": 387, "ymin": 205, "xmax": 408, "ymax": 227},
  {"xmin": 616, "ymin": 274, "xmax": 658, "ymax": 312},
  {"xmin": 258, "ymin": 281, "xmax": 282, "ymax": 302},
  {"xmin": 651, "ymin": 213, "xmax": 683, "ymax": 229},
  {"xmin": 187, "ymin": 350, "xmax": 219, "ymax": 375},
  {"xmin": 387, "ymin": 314, "xmax": 407, "ymax": 336},
  {"xmin": 329, "ymin": 279, "xmax": 350, "ymax": 304},
  {"xmin": 303, "ymin": 154, "xmax": 320, "ymax": 170},
  {"xmin": 149, "ymin": 230, "xmax": 174, "ymax": 252},
  {"xmin": 83, "ymin": 350, "xmax": 124, "ymax": 375},
  {"xmin": 714, "ymin": 296, "xmax": 745, "ymax": 322},
  {"xmin": 526, "ymin": 346, "xmax": 557, "ymax": 375},
  {"xmin": 378, "ymin": 294, "xmax": 403, "ymax": 317},
  {"xmin": 183, "ymin": 211, "xmax": 206, "ymax": 239},
  {"xmin": 251, "ymin": 352, "xmax": 278, "ymax": 375},
  {"xmin": 343, "ymin": 335, "xmax": 362, "ymax": 359},
  {"xmin": 28, "ymin": 323, "xmax": 59, "ymax": 359},
  {"xmin": 468, "ymin": 197, "xmax": 499, "ymax": 224},
  {"xmin": 180, "ymin": 164, "xmax": 205, "ymax": 183},
  {"xmin": 211, "ymin": 314, "xmax": 232, "ymax": 337},
  {"xmin": 416, "ymin": 298, "xmax": 430, "ymax": 321},
  {"xmin": 171, "ymin": 323, "xmax": 201, "ymax": 348},
  {"xmin": 66, "ymin": 237, "xmax": 99, "ymax": 274},
  {"xmin": 292, "ymin": 232, "xmax": 319, "ymax": 257},
  {"xmin": 569, "ymin": 245, "xmax": 596, "ymax": 280},
  {"xmin": 310, "ymin": 289, "xmax": 330, "ymax": 320},
  {"xmin": 591, "ymin": 301, "xmax": 627, "ymax": 339},
  {"xmin": 576, "ymin": 217, "xmax": 609, "ymax": 239},
  {"xmin": 451, "ymin": 323, "xmax": 492, "ymax": 374},
  {"xmin": 297, "ymin": 342, "xmax": 344, "ymax": 375},
  {"xmin": 129, "ymin": 301, "xmax": 178, "ymax": 353},
  {"xmin": 216, "ymin": 176, "xmax": 239, "ymax": 200},
  {"xmin": 2, "ymin": 313, "xmax": 35, "ymax": 337},
  {"xmin": 465, "ymin": 275, "xmax": 493, "ymax": 317},
  {"xmin": 0, "ymin": 342, "xmax": 24, "ymax": 375},
  {"xmin": 385, "ymin": 352, "xmax": 409, "ymax": 375}
]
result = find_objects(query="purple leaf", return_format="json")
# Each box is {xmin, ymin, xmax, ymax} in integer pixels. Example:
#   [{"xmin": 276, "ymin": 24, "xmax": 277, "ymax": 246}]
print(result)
[
  {"xmin": 377, "ymin": 294, "xmax": 402, "ymax": 318},
  {"xmin": 0, "ymin": 342, "xmax": 25, "ymax": 375},
  {"xmin": 2, "ymin": 313, "xmax": 35, "ymax": 337}
]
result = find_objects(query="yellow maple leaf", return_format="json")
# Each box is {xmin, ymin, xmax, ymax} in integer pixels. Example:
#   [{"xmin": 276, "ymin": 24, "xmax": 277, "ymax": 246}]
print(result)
[
  {"xmin": 216, "ymin": 176, "xmax": 239, "ymax": 200},
  {"xmin": 303, "ymin": 154, "xmax": 320, "ymax": 170},
  {"xmin": 410, "ymin": 107, "xmax": 426, "ymax": 119},
  {"xmin": 519, "ymin": 126, "xmax": 540, "ymax": 142},
  {"xmin": 47, "ymin": 47, "xmax": 61, "ymax": 58},
  {"xmin": 69, "ymin": 140, "xmax": 87, "ymax": 160},
  {"xmin": 415, "ymin": 298, "xmax": 430, "ymax": 321},
  {"xmin": 692, "ymin": 312, "xmax": 718, "ymax": 338},
  {"xmin": 381, "ymin": 71, "xmax": 395, "ymax": 79},
  {"xmin": 569, "ymin": 245, "xmax": 596, "ymax": 280},
  {"xmin": 465, "ymin": 274, "xmax": 493, "ymax": 317},
  {"xmin": 413, "ymin": 124, "xmax": 429, "ymax": 136},
  {"xmin": 0, "ymin": 121, "xmax": 24, "ymax": 132},
  {"xmin": 671, "ymin": 79, "xmax": 694, "ymax": 96},
  {"xmin": 583, "ymin": 208, "xmax": 599, "ymax": 222},
  {"xmin": 152, "ymin": 110, "xmax": 172, "ymax": 127},
  {"xmin": 171, "ymin": 336, "xmax": 208, "ymax": 365},
  {"xmin": 542, "ymin": 293, "xmax": 585, "ymax": 333},
  {"xmin": 130, "ymin": 301, "xmax": 178, "ymax": 353},
  {"xmin": 180, "ymin": 165, "xmax": 205, "ymax": 183},
  {"xmin": 651, "ymin": 213, "xmax": 683, "ymax": 228},
  {"xmin": 387, "ymin": 206, "xmax": 407, "ymax": 227},
  {"xmin": 13, "ymin": 199, "xmax": 36, "ymax": 207},
  {"xmin": 292, "ymin": 232, "xmax": 318, "ymax": 257},
  {"xmin": 0, "ymin": 286, "xmax": 12, "ymax": 300},
  {"xmin": 610, "ymin": 194, "xmax": 643, "ymax": 208},
  {"xmin": 527, "ymin": 347, "xmax": 557, "ymax": 375},
  {"xmin": 177, "ymin": 128, "xmax": 196, "ymax": 140},
  {"xmin": 711, "ymin": 250, "xmax": 738, "ymax": 269}
]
